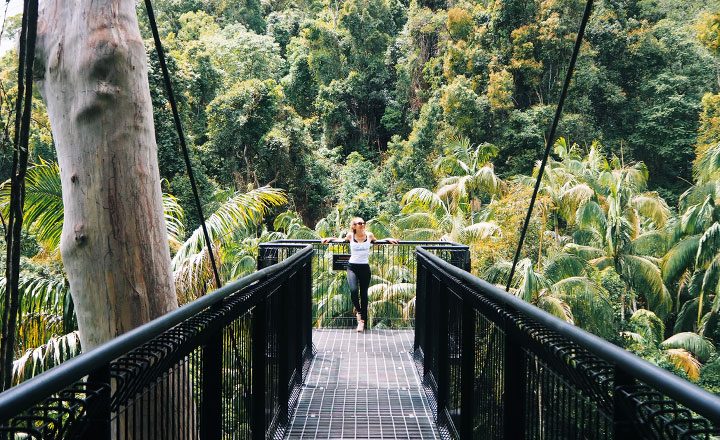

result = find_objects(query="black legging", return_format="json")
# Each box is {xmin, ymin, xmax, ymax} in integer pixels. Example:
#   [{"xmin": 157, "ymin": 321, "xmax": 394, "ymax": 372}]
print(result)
[{"xmin": 347, "ymin": 263, "xmax": 371, "ymax": 322}]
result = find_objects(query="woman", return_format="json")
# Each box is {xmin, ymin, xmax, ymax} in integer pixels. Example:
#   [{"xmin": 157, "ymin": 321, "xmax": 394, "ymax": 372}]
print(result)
[{"xmin": 322, "ymin": 217, "xmax": 398, "ymax": 332}]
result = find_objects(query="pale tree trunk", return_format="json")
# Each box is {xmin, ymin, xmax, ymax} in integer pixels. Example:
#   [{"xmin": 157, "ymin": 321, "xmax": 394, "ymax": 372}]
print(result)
[
  {"xmin": 34, "ymin": 3, "xmax": 195, "ymax": 438},
  {"xmin": 35, "ymin": 0, "xmax": 177, "ymax": 349}
]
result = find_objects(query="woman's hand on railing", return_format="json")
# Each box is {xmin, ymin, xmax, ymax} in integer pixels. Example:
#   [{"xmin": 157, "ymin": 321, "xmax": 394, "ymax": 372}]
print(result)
[
  {"xmin": 321, "ymin": 237, "xmax": 339, "ymax": 244},
  {"xmin": 377, "ymin": 238, "xmax": 399, "ymax": 244}
]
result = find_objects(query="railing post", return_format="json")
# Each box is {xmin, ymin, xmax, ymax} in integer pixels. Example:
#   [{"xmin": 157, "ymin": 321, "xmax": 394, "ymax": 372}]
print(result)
[
  {"xmin": 436, "ymin": 280, "xmax": 450, "ymax": 423},
  {"xmin": 277, "ymin": 274, "xmax": 291, "ymax": 421},
  {"xmin": 251, "ymin": 302, "xmax": 267, "ymax": 440},
  {"xmin": 414, "ymin": 261, "xmax": 426, "ymax": 353},
  {"xmin": 503, "ymin": 323, "xmax": 526, "ymax": 439},
  {"xmin": 423, "ymin": 274, "xmax": 435, "ymax": 377},
  {"xmin": 304, "ymin": 260, "xmax": 313, "ymax": 356},
  {"xmin": 257, "ymin": 246, "xmax": 278, "ymax": 269},
  {"xmin": 201, "ymin": 331, "xmax": 223, "ymax": 440},
  {"xmin": 613, "ymin": 367, "xmax": 636, "ymax": 440},
  {"xmin": 460, "ymin": 304, "xmax": 475, "ymax": 439},
  {"xmin": 82, "ymin": 364, "xmax": 111, "ymax": 440}
]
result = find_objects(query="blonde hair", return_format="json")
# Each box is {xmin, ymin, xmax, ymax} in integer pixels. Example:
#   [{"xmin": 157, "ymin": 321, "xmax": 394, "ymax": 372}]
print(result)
[{"xmin": 350, "ymin": 217, "xmax": 365, "ymax": 233}]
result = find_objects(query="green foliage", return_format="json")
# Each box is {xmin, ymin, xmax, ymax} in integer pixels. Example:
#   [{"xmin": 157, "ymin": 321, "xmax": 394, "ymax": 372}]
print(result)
[
  {"xmin": 629, "ymin": 309, "xmax": 666, "ymax": 346},
  {"xmin": 205, "ymin": 79, "xmax": 282, "ymax": 186},
  {"xmin": 661, "ymin": 332, "xmax": 716, "ymax": 363},
  {"xmin": 2, "ymin": 0, "xmax": 720, "ymax": 391}
]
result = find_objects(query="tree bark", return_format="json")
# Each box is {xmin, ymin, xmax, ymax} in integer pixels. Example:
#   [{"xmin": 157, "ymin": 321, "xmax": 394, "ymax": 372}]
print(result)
[{"xmin": 35, "ymin": 0, "xmax": 177, "ymax": 350}]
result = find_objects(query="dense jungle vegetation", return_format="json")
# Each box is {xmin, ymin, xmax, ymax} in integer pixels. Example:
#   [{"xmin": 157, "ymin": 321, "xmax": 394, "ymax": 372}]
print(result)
[{"xmin": 2, "ymin": 0, "xmax": 720, "ymax": 392}]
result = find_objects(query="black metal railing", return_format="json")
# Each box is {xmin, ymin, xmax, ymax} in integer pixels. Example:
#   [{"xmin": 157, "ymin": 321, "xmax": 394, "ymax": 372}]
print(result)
[
  {"xmin": 414, "ymin": 247, "xmax": 720, "ymax": 440},
  {"xmin": 0, "ymin": 245, "xmax": 314, "ymax": 440},
  {"xmin": 258, "ymin": 240, "xmax": 470, "ymax": 328}
]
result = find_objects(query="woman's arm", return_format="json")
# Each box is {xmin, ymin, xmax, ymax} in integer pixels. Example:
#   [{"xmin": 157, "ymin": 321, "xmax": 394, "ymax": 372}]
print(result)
[
  {"xmin": 321, "ymin": 233, "xmax": 351, "ymax": 244},
  {"xmin": 371, "ymin": 233, "xmax": 399, "ymax": 244}
]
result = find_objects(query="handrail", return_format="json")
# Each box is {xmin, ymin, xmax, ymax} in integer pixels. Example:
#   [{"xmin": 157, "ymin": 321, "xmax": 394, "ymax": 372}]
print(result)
[
  {"xmin": 266, "ymin": 239, "xmax": 468, "ymax": 246},
  {"xmin": 0, "ymin": 245, "xmax": 314, "ymax": 433},
  {"xmin": 259, "ymin": 240, "xmax": 469, "ymax": 328},
  {"xmin": 417, "ymin": 247, "xmax": 720, "ymax": 423}
]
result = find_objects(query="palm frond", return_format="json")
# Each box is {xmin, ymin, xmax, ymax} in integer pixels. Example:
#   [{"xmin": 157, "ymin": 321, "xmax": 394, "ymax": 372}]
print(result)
[
  {"xmin": 629, "ymin": 309, "xmax": 665, "ymax": 345},
  {"xmin": 401, "ymin": 188, "xmax": 445, "ymax": 211},
  {"xmin": 461, "ymin": 222, "xmax": 500, "ymax": 242},
  {"xmin": 694, "ymin": 141, "xmax": 720, "ymax": 183},
  {"xmin": 631, "ymin": 231, "xmax": 671, "ymax": 258},
  {"xmin": 367, "ymin": 218, "xmax": 392, "ymax": 239},
  {"xmin": 563, "ymin": 243, "xmax": 605, "ymax": 261},
  {"xmin": 661, "ymin": 332, "xmax": 716, "ymax": 363},
  {"xmin": 394, "ymin": 212, "xmax": 439, "ymax": 231},
  {"xmin": 12, "ymin": 331, "xmax": 82, "ymax": 385},
  {"xmin": 0, "ymin": 160, "xmax": 64, "ymax": 251},
  {"xmin": 575, "ymin": 201, "xmax": 607, "ymax": 236},
  {"xmin": 665, "ymin": 348, "xmax": 701, "ymax": 381},
  {"xmin": 519, "ymin": 263, "xmax": 547, "ymax": 303},
  {"xmin": 696, "ymin": 222, "xmax": 720, "ymax": 268},
  {"xmin": 632, "ymin": 193, "xmax": 670, "ymax": 227},
  {"xmin": 163, "ymin": 193, "xmax": 186, "ymax": 250},
  {"xmin": 473, "ymin": 165, "xmax": 502, "ymax": 196},
  {"xmin": 679, "ymin": 182, "xmax": 720, "ymax": 212},
  {"xmin": 537, "ymin": 295, "xmax": 574, "ymax": 324},
  {"xmin": 551, "ymin": 276, "xmax": 615, "ymax": 337},
  {"xmin": 621, "ymin": 255, "xmax": 672, "ymax": 318},
  {"xmin": 172, "ymin": 187, "xmax": 287, "ymax": 296},
  {"xmin": 483, "ymin": 261, "xmax": 514, "ymax": 287},
  {"xmin": 558, "ymin": 184, "xmax": 594, "ymax": 222},
  {"xmin": 681, "ymin": 197, "xmax": 715, "ymax": 235},
  {"xmin": 675, "ymin": 298, "xmax": 705, "ymax": 334},
  {"xmin": 543, "ymin": 254, "xmax": 589, "ymax": 284},
  {"xmin": 662, "ymin": 235, "xmax": 700, "ymax": 285}
]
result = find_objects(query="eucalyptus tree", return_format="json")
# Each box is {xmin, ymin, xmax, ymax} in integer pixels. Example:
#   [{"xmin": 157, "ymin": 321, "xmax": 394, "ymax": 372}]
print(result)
[
  {"xmin": 34, "ymin": 0, "xmax": 178, "ymax": 351},
  {"xmin": 0, "ymin": 162, "xmax": 180, "ymax": 381}
]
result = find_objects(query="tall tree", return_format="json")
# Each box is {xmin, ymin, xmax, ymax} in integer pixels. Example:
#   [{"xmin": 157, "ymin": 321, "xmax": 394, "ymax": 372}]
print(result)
[{"xmin": 34, "ymin": 0, "xmax": 178, "ymax": 349}]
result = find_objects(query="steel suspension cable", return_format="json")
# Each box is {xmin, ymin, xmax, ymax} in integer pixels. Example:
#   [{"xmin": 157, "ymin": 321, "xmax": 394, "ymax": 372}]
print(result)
[
  {"xmin": 1, "ymin": 0, "xmax": 38, "ymax": 390},
  {"xmin": 506, "ymin": 0, "xmax": 594, "ymax": 292},
  {"xmin": 143, "ymin": 0, "xmax": 223, "ymax": 289}
]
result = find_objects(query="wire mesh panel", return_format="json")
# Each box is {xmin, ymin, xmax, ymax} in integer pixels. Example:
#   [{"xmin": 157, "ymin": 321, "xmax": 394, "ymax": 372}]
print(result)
[
  {"xmin": 0, "ymin": 246, "xmax": 315, "ymax": 440},
  {"xmin": 413, "ymin": 247, "xmax": 720, "ymax": 440},
  {"xmin": 222, "ymin": 314, "xmax": 252, "ymax": 439},
  {"xmin": 259, "ymin": 241, "xmax": 470, "ymax": 329},
  {"xmin": 472, "ymin": 311, "xmax": 504, "ymax": 439}
]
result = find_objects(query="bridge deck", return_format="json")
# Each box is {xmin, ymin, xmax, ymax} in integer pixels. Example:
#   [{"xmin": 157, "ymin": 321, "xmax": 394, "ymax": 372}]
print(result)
[{"xmin": 285, "ymin": 329, "xmax": 442, "ymax": 439}]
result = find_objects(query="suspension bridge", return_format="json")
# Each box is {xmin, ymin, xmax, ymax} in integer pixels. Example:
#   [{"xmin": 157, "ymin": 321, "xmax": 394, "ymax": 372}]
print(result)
[{"xmin": 0, "ymin": 241, "xmax": 719, "ymax": 439}]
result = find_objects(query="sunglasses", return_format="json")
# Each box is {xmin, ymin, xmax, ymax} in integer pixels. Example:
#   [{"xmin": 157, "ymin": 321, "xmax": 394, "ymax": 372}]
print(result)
[{"xmin": 353, "ymin": 222, "xmax": 365, "ymax": 226}]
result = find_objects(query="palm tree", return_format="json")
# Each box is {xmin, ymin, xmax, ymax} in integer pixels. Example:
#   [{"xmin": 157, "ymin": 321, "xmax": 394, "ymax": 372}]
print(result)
[
  {"xmin": 663, "ymin": 143, "xmax": 720, "ymax": 336},
  {"xmin": 484, "ymin": 253, "xmax": 616, "ymax": 338},
  {"xmin": 397, "ymin": 187, "xmax": 500, "ymax": 242},
  {"xmin": 171, "ymin": 187, "xmax": 287, "ymax": 301},
  {"xmin": 567, "ymin": 154, "xmax": 672, "ymax": 321},
  {"xmin": 432, "ymin": 137, "xmax": 503, "ymax": 219},
  {"xmin": 623, "ymin": 309, "xmax": 716, "ymax": 382},
  {"xmin": 534, "ymin": 138, "xmax": 595, "ymax": 236}
]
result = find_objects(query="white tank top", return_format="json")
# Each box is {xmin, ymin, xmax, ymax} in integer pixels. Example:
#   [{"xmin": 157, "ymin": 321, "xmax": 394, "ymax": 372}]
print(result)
[{"xmin": 348, "ymin": 234, "xmax": 372, "ymax": 264}]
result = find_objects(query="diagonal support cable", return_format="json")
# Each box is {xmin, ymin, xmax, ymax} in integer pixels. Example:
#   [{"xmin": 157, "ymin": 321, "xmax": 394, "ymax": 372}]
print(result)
[
  {"xmin": 143, "ymin": 0, "xmax": 222, "ymax": 290},
  {"xmin": 506, "ymin": 0, "xmax": 594, "ymax": 292}
]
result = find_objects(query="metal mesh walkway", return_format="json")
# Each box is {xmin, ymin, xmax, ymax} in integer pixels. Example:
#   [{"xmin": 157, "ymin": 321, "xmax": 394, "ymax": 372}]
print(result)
[{"xmin": 285, "ymin": 329, "xmax": 441, "ymax": 439}]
